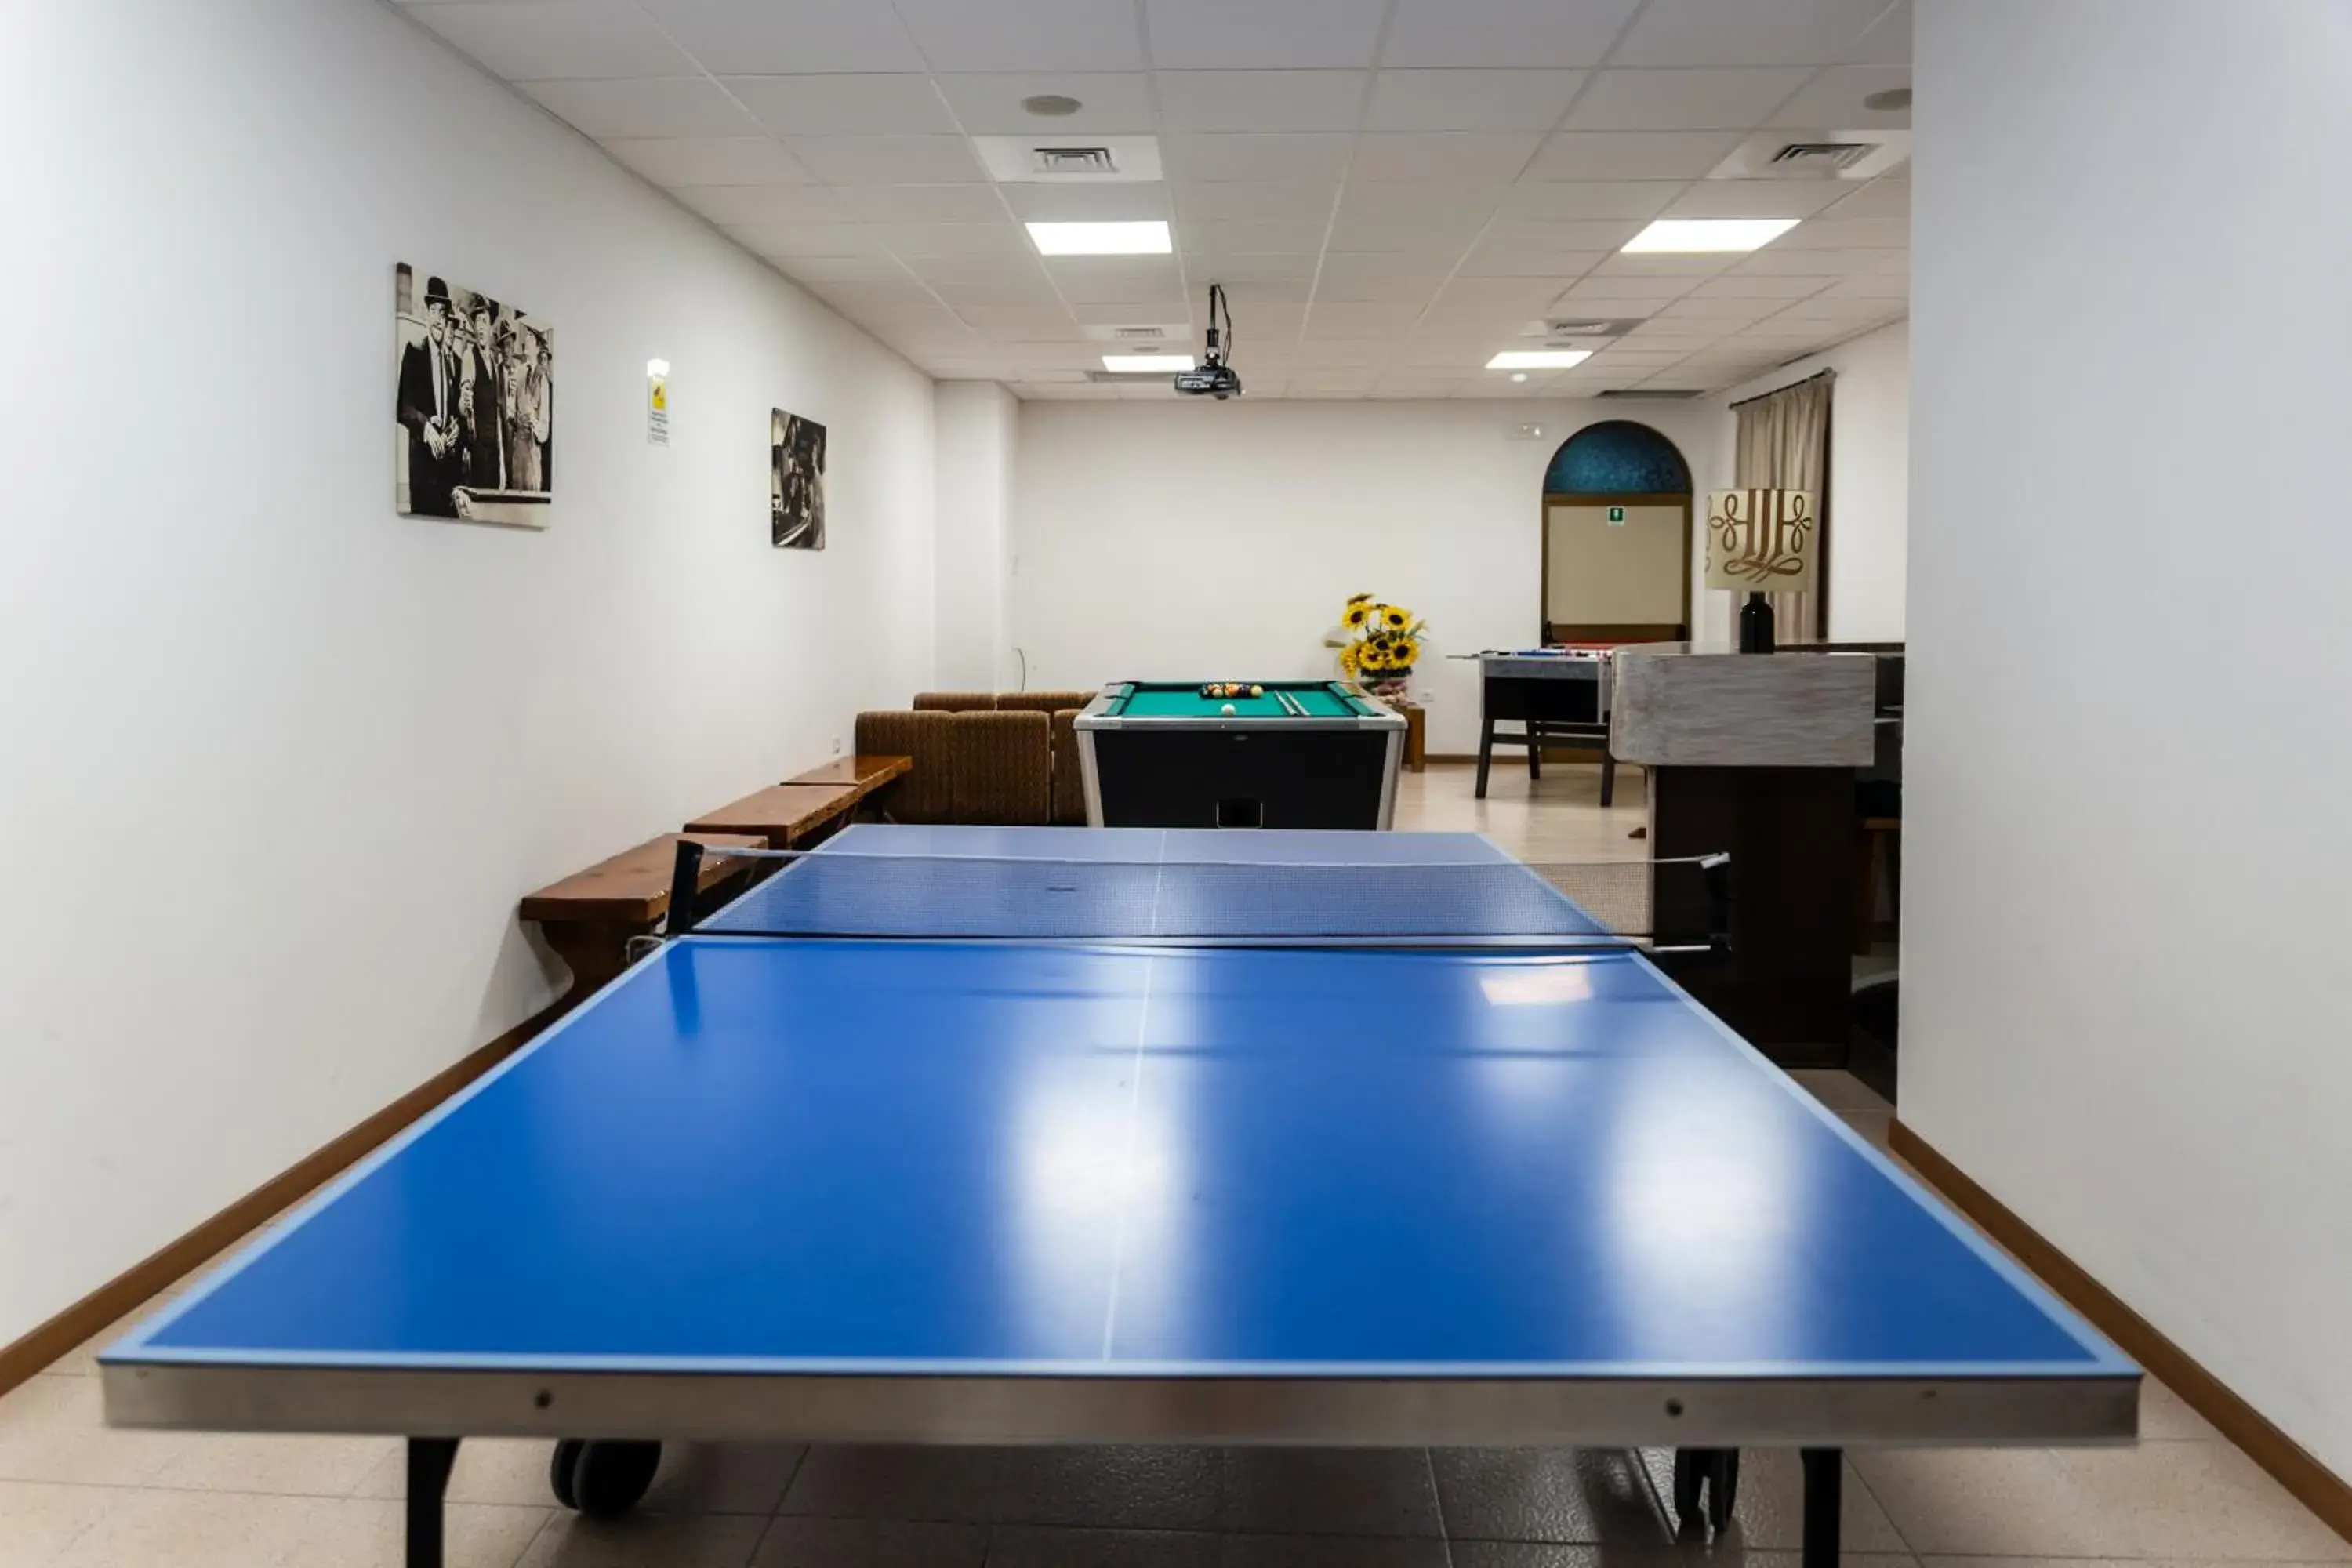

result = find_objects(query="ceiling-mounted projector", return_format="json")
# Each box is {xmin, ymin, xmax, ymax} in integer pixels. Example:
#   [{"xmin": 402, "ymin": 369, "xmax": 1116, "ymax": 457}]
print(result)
[{"xmin": 1174, "ymin": 283, "xmax": 1242, "ymax": 399}]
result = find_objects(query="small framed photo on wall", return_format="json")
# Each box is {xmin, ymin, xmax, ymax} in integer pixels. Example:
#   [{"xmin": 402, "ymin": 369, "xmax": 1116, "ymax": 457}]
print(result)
[{"xmin": 771, "ymin": 408, "xmax": 826, "ymax": 550}]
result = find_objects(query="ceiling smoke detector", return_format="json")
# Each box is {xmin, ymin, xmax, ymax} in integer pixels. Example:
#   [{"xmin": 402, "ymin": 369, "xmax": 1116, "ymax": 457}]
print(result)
[{"xmin": 1022, "ymin": 94, "xmax": 1083, "ymax": 118}]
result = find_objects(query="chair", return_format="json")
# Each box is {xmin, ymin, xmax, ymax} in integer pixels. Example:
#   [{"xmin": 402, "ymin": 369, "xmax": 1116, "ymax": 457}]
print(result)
[
  {"xmin": 946, "ymin": 711, "xmax": 1052, "ymax": 826},
  {"xmin": 852, "ymin": 710, "xmax": 960, "ymax": 822}
]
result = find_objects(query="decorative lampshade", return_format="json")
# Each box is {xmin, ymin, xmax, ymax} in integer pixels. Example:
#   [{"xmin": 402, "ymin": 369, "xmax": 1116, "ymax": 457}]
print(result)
[{"xmin": 1706, "ymin": 489, "xmax": 1819, "ymax": 593}]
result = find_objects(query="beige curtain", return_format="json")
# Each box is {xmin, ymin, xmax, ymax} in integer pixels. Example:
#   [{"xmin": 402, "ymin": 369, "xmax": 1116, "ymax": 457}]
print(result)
[{"xmin": 1732, "ymin": 370, "xmax": 1834, "ymax": 642}]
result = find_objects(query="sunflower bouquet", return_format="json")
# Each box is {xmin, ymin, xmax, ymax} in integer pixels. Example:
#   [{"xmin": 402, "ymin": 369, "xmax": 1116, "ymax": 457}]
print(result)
[{"xmin": 1324, "ymin": 592, "xmax": 1428, "ymax": 696}]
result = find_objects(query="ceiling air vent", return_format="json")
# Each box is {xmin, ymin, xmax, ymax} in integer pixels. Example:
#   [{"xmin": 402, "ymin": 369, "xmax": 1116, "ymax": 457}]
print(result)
[
  {"xmin": 1033, "ymin": 146, "xmax": 1118, "ymax": 176},
  {"xmin": 1111, "ymin": 325, "xmax": 1167, "ymax": 340},
  {"xmin": 1544, "ymin": 318, "xmax": 1635, "ymax": 338},
  {"xmin": 974, "ymin": 135, "xmax": 1164, "ymax": 184},
  {"xmin": 1769, "ymin": 141, "xmax": 1876, "ymax": 172},
  {"xmin": 1597, "ymin": 388, "xmax": 1705, "ymax": 401},
  {"xmin": 1708, "ymin": 129, "xmax": 1911, "ymax": 182}
]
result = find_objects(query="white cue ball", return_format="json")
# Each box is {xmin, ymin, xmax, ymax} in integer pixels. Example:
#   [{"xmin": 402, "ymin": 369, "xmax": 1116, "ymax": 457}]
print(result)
[
  {"xmin": 1250, "ymin": 684, "xmax": 1264, "ymax": 696},
  {"xmin": 1221, "ymin": 702, "xmax": 1236, "ymax": 714}
]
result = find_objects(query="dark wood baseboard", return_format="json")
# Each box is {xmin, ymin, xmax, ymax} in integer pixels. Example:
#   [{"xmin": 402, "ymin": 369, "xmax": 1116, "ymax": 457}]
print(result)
[
  {"xmin": 0, "ymin": 1001, "xmax": 562, "ymax": 1399},
  {"xmin": 1889, "ymin": 1120, "xmax": 2352, "ymax": 1544}
]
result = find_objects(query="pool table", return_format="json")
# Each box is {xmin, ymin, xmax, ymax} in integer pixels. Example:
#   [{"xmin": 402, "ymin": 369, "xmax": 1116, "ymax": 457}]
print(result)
[{"xmin": 1073, "ymin": 680, "xmax": 1407, "ymax": 829}]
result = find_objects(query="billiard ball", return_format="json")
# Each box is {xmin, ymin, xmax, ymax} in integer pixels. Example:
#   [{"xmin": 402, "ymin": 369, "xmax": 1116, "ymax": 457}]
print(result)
[
  {"xmin": 1250, "ymin": 684, "xmax": 1264, "ymax": 696},
  {"xmin": 1221, "ymin": 702, "xmax": 1236, "ymax": 714}
]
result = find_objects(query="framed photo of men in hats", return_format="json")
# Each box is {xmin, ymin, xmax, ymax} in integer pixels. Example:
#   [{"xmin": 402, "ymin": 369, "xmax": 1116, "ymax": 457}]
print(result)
[
  {"xmin": 394, "ymin": 263, "xmax": 553, "ymax": 527},
  {"xmin": 771, "ymin": 409, "xmax": 826, "ymax": 550}
]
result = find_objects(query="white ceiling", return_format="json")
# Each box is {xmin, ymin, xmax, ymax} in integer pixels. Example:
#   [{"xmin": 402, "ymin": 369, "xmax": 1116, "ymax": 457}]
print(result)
[{"xmin": 394, "ymin": 0, "xmax": 1912, "ymax": 400}]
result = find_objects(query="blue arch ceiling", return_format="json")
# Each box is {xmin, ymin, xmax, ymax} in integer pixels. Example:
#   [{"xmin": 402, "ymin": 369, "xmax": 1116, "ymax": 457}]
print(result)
[{"xmin": 1544, "ymin": 421, "xmax": 1692, "ymax": 495}]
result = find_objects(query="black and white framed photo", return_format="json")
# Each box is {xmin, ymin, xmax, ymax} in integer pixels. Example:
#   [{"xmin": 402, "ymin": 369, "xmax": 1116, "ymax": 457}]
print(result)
[
  {"xmin": 771, "ymin": 408, "xmax": 826, "ymax": 550},
  {"xmin": 394, "ymin": 263, "xmax": 552, "ymax": 527}
]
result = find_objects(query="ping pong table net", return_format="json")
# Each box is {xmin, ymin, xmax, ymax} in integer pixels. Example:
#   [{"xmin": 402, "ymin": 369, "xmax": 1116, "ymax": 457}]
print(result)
[{"xmin": 660, "ymin": 841, "xmax": 1731, "ymax": 953}]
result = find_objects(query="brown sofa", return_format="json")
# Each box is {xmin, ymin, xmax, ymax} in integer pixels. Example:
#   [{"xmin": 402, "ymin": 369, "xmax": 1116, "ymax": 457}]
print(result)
[
  {"xmin": 906, "ymin": 690, "xmax": 1097, "ymax": 825},
  {"xmin": 853, "ymin": 707, "xmax": 1059, "ymax": 826}
]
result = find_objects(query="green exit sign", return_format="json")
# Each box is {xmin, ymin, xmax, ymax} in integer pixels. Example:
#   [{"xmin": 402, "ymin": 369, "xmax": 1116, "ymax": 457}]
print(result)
[{"xmin": 1606, "ymin": 506, "xmax": 1626, "ymax": 525}]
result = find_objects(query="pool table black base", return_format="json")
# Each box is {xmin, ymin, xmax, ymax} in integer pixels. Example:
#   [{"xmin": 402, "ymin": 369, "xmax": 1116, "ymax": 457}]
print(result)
[{"xmin": 1084, "ymin": 728, "xmax": 1399, "ymax": 830}]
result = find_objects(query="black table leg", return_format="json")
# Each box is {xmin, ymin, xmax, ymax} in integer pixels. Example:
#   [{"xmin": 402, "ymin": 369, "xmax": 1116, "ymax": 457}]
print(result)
[
  {"xmin": 1475, "ymin": 717, "xmax": 1494, "ymax": 798},
  {"xmin": 1527, "ymin": 723, "xmax": 1542, "ymax": 779},
  {"xmin": 407, "ymin": 1437, "xmax": 460, "ymax": 1568},
  {"xmin": 1600, "ymin": 750, "xmax": 1616, "ymax": 807},
  {"xmin": 1801, "ymin": 1447, "xmax": 1842, "ymax": 1568}
]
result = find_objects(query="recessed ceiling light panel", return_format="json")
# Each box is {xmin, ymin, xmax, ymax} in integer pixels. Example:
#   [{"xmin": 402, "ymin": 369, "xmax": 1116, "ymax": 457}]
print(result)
[
  {"xmin": 1029, "ymin": 220, "xmax": 1173, "ymax": 256},
  {"xmin": 1621, "ymin": 218, "xmax": 1802, "ymax": 252},
  {"xmin": 1487, "ymin": 350, "xmax": 1592, "ymax": 370}
]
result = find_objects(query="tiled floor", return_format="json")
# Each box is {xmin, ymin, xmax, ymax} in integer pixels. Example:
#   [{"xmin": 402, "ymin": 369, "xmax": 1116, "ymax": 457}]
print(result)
[{"xmin": 3, "ymin": 764, "xmax": 2343, "ymax": 1566}]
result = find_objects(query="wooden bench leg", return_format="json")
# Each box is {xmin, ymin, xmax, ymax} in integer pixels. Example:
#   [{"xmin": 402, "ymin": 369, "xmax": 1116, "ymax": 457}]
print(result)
[{"xmin": 1475, "ymin": 718, "xmax": 1495, "ymax": 799}]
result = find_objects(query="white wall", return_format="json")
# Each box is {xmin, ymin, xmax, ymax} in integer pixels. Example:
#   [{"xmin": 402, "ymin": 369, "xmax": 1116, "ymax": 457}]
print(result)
[
  {"xmin": 933, "ymin": 381, "xmax": 1019, "ymax": 691},
  {"xmin": 0, "ymin": 0, "xmax": 936, "ymax": 1345},
  {"xmin": 1011, "ymin": 401, "xmax": 1718, "ymax": 754},
  {"xmin": 1713, "ymin": 318, "xmax": 1910, "ymax": 643},
  {"xmin": 1909, "ymin": 1, "xmax": 2352, "ymax": 1479}
]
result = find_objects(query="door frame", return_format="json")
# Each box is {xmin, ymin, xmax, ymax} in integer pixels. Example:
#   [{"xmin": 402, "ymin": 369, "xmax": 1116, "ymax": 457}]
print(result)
[{"xmin": 1538, "ymin": 490, "xmax": 1694, "ymax": 644}]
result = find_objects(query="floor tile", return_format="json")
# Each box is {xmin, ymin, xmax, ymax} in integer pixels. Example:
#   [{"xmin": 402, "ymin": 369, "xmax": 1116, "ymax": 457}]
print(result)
[
  {"xmin": 1456, "ymin": 1549, "xmax": 1915, "ymax": 1568},
  {"xmin": 781, "ymin": 1446, "xmax": 1443, "ymax": 1536},
  {"xmin": 1787, "ymin": 1070, "xmax": 1891, "ymax": 1113},
  {"xmin": 983, "ymin": 1524, "xmax": 1452, "ymax": 1566},
  {"xmin": 1432, "ymin": 1449, "xmax": 1675, "ymax": 1544},
  {"xmin": 356, "ymin": 1436, "xmax": 557, "ymax": 1508},
  {"xmin": 1632, "ymin": 1449, "xmax": 1906, "ymax": 1552},
  {"xmin": 303, "ymin": 1497, "xmax": 553, "ymax": 1568},
  {"xmin": 643, "ymin": 1443, "xmax": 811, "ymax": 1515},
  {"xmin": 50, "ymin": 1487, "xmax": 336, "ymax": 1567},
  {"xmin": 2140, "ymin": 1377, "xmax": 2224, "ymax": 1441},
  {"xmin": 515, "ymin": 1509, "xmax": 769, "ymax": 1567},
  {"xmin": 147, "ymin": 1430, "xmax": 401, "ymax": 1497},
  {"xmin": 751, "ymin": 1515, "xmax": 989, "ymax": 1566},
  {"xmin": 0, "ymin": 1479, "xmax": 119, "ymax": 1565},
  {"xmin": 2060, "ymin": 1441, "xmax": 2352, "ymax": 1559},
  {"xmin": 0, "ymin": 1374, "xmax": 195, "ymax": 1486},
  {"xmin": 1848, "ymin": 1448, "xmax": 2133, "ymax": 1557},
  {"xmin": 1835, "ymin": 1109, "xmax": 1893, "ymax": 1149}
]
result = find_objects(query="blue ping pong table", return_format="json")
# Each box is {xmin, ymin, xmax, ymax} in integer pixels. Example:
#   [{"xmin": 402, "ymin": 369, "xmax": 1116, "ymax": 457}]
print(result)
[{"xmin": 103, "ymin": 826, "xmax": 2135, "ymax": 1566}]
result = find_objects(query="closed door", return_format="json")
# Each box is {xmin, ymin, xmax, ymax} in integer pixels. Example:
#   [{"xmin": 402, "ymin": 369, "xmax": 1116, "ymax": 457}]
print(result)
[{"xmin": 1543, "ymin": 501, "xmax": 1689, "ymax": 642}]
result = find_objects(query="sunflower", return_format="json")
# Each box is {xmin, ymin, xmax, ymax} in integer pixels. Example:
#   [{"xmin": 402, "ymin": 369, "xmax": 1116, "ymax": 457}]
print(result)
[
  {"xmin": 1381, "ymin": 605, "xmax": 1410, "ymax": 631},
  {"xmin": 1338, "ymin": 643, "xmax": 1362, "ymax": 676},
  {"xmin": 1358, "ymin": 642, "xmax": 1391, "ymax": 672},
  {"xmin": 1391, "ymin": 637, "xmax": 1421, "ymax": 667},
  {"xmin": 1343, "ymin": 601, "xmax": 1374, "ymax": 629},
  {"xmin": 1346, "ymin": 591, "xmax": 1374, "ymax": 605}
]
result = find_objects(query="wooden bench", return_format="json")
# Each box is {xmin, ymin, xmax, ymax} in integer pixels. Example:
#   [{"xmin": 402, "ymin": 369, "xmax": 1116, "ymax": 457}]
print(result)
[
  {"xmin": 683, "ymin": 782, "xmax": 864, "ymax": 848},
  {"xmin": 785, "ymin": 753, "xmax": 913, "ymax": 811},
  {"xmin": 519, "ymin": 831, "xmax": 765, "ymax": 1002}
]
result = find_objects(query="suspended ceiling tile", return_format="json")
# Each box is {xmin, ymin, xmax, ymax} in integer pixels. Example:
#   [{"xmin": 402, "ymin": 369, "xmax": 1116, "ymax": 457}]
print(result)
[
  {"xmin": 723, "ymin": 74, "xmax": 958, "ymax": 136},
  {"xmin": 634, "ymin": 0, "xmax": 925, "ymax": 74},
  {"xmin": 1382, "ymin": 0, "xmax": 1644, "ymax": 68},
  {"xmin": 521, "ymin": 76, "xmax": 762, "ymax": 137}
]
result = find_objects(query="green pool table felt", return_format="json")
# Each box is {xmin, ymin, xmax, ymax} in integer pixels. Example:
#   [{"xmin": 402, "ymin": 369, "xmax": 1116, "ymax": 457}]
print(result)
[{"xmin": 1116, "ymin": 682, "xmax": 1366, "ymax": 719}]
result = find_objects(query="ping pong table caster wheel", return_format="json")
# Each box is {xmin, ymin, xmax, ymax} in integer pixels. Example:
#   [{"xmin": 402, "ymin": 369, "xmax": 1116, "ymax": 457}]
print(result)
[
  {"xmin": 550, "ymin": 1439, "xmax": 662, "ymax": 1519},
  {"xmin": 1671, "ymin": 1446, "xmax": 1739, "ymax": 1534}
]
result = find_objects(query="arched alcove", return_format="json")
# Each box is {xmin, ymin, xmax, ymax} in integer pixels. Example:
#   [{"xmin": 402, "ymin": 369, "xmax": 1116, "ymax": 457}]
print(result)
[{"xmin": 1541, "ymin": 421, "xmax": 1694, "ymax": 643}]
